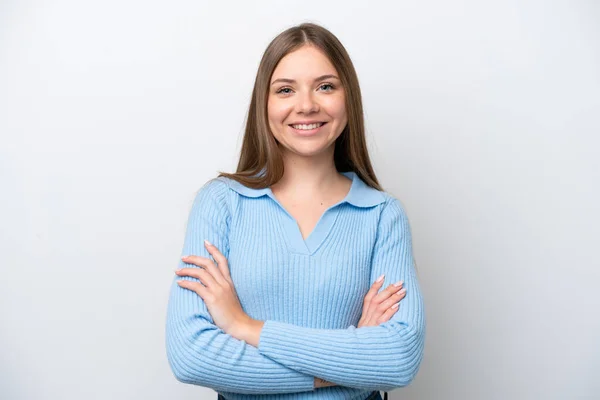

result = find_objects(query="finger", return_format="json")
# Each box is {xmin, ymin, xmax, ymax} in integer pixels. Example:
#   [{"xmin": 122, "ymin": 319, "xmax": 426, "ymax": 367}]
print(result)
[
  {"xmin": 363, "ymin": 275, "xmax": 385, "ymax": 313},
  {"xmin": 177, "ymin": 279, "xmax": 208, "ymax": 298},
  {"xmin": 377, "ymin": 302, "xmax": 400, "ymax": 324},
  {"xmin": 204, "ymin": 240, "xmax": 232, "ymax": 282},
  {"xmin": 176, "ymin": 267, "xmax": 218, "ymax": 288},
  {"xmin": 175, "ymin": 267, "xmax": 207, "ymax": 278},
  {"xmin": 380, "ymin": 288, "xmax": 406, "ymax": 310},
  {"xmin": 373, "ymin": 280, "xmax": 403, "ymax": 303},
  {"xmin": 181, "ymin": 255, "xmax": 225, "ymax": 285},
  {"xmin": 180, "ymin": 255, "xmax": 213, "ymax": 269}
]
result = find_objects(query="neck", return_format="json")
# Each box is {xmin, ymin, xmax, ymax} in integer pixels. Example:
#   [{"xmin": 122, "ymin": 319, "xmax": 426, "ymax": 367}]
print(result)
[{"xmin": 272, "ymin": 147, "xmax": 344, "ymax": 199}]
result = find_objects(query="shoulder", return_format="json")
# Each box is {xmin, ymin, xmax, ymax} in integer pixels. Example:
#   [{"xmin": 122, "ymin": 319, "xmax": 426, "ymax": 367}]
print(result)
[
  {"xmin": 198, "ymin": 176, "xmax": 231, "ymax": 195},
  {"xmin": 376, "ymin": 190, "xmax": 406, "ymax": 213},
  {"xmin": 184, "ymin": 178, "xmax": 232, "ymax": 235},
  {"xmin": 376, "ymin": 192, "xmax": 411, "ymax": 228},
  {"xmin": 191, "ymin": 176, "xmax": 232, "ymax": 215}
]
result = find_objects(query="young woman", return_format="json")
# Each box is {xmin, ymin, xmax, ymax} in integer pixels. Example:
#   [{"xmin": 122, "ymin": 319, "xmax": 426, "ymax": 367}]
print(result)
[{"xmin": 166, "ymin": 22, "xmax": 425, "ymax": 400}]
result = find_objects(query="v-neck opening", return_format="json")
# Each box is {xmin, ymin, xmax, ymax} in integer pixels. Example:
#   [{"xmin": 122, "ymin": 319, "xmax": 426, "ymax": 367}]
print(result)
[
  {"xmin": 265, "ymin": 175, "xmax": 355, "ymax": 256},
  {"xmin": 222, "ymin": 170, "xmax": 387, "ymax": 256},
  {"xmin": 271, "ymin": 196, "xmax": 344, "ymax": 255}
]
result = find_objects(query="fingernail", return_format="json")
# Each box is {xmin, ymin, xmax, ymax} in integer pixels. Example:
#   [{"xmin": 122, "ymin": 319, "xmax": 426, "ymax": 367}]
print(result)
[
  {"xmin": 392, "ymin": 302, "xmax": 400, "ymax": 309},
  {"xmin": 181, "ymin": 256, "xmax": 188, "ymax": 260},
  {"xmin": 204, "ymin": 240, "xmax": 212, "ymax": 247},
  {"xmin": 376, "ymin": 274, "xmax": 385, "ymax": 283},
  {"xmin": 393, "ymin": 280, "xmax": 403, "ymax": 287}
]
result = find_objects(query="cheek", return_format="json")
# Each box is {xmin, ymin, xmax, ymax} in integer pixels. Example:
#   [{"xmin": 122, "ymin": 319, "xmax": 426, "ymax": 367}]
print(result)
[
  {"xmin": 323, "ymin": 94, "xmax": 347, "ymax": 122},
  {"xmin": 268, "ymin": 100, "xmax": 291, "ymax": 124}
]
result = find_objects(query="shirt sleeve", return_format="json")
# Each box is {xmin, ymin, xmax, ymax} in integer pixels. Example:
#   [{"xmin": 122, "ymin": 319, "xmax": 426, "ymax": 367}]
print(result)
[
  {"xmin": 257, "ymin": 198, "xmax": 426, "ymax": 391},
  {"xmin": 165, "ymin": 178, "xmax": 315, "ymax": 395}
]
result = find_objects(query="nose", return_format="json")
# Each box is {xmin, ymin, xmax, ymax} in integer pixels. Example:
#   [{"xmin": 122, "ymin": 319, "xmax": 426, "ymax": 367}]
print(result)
[{"xmin": 294, "ymin": 90, "xmax": 320, "ymax": 114}]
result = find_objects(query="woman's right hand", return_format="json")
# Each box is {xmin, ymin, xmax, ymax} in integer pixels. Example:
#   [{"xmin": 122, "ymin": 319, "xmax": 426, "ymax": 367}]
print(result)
[
  {"xmin": 357, "ymin": 276, "xmax": 406, "ymax": 327},
  {"xmin": 314, "ymin": 277, "xmax": 407, "ymax": 389}
]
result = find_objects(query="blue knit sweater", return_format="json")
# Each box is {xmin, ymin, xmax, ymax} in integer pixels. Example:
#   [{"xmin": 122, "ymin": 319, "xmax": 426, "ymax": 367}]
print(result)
[{"xmin": 165, "ymin": 171, "xmax": 425, "ymax": 399}]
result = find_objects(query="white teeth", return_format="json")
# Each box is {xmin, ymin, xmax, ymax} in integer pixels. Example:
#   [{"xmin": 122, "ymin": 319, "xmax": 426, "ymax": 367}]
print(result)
[{"xmin": 291, "ymin": 122, "xmax": 324, "ymax": 130}]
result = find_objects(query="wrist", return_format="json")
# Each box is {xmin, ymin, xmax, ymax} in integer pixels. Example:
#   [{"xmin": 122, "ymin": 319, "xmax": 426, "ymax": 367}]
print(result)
[
  {"xmin": 228, "ymin": 315, "xmax": 252, "ymax": 339},
  {"xmin": 230, "ymin": 316, "xmax": 264, "ymax": 348},
  {"xmin": 314, "ymin": 377, "xmax": 336, "ymax": 388}
]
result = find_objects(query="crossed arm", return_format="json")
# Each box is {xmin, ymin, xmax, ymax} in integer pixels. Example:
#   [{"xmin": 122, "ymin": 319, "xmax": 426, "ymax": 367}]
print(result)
[{"xmin": 165, "ymin": 179, "xmax": 425, "ymax": 394}]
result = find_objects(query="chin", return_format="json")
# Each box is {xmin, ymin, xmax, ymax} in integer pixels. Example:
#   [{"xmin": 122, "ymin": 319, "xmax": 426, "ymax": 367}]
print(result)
[{"xmin": 287, "ymin": 143, "xmax": 334, "ymax": 157}]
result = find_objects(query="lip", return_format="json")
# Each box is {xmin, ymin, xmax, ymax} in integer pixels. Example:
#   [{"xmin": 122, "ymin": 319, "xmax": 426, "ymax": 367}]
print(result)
[
  {"xmin": 288, "ymin": 122, "xmax": 327, "ymax": 136},
  {"xmin": 289, "ymin": 120, "xmax": 326, "ymax": 125}
]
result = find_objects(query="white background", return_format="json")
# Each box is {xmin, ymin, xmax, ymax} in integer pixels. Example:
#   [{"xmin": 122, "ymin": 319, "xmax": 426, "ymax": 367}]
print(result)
[{"xmin": 1, "ymin": 1, "xmax": 598, "ymax": 399}]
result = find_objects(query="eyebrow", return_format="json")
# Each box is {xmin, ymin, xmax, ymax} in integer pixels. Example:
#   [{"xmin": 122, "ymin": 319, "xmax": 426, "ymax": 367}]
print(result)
[{"xmin": 270, "ymin": 74, "xmax": 340, "ymax": 86}]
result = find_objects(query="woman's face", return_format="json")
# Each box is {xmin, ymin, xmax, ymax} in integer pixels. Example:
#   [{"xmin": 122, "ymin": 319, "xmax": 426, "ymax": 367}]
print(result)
[{"xmin": 267, "ymin": 45, "xmax": 348, "ymax": 158}]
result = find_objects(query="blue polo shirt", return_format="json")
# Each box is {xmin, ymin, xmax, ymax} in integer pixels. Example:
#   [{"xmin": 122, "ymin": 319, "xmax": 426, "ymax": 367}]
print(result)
[{"xmin": 166, "ymin": 171, "xmax": 425, "ymax": 399}]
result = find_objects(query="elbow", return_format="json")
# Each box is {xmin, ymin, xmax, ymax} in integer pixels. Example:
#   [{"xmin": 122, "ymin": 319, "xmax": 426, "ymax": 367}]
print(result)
[
  {"xmin": 166, "ymin": 339, "xmax": 195, "ymax": 385},
  {"xmin": 394, "ymin": 364, "xmax": 421, "ymax": 388},
  {"xmin": 166, "ymin": 328, "xmax": 209, "ymax": 386},
  {"xmin": 170, "ymin": 366, "xmax": 194, "ymax": 385},
  {"xmin": 391, "ymin": 323, "xmax": 425, "ymax": 388},
  {"xmin": 167, "ymin": 354, "xmax": 195, "ymax": 385}
]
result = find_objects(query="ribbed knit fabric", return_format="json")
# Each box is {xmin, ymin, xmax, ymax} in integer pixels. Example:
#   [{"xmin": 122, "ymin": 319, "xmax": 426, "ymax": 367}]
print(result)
[{"xmin": 165, "ymin": 171, "xmax": 425, "ymax": 400}]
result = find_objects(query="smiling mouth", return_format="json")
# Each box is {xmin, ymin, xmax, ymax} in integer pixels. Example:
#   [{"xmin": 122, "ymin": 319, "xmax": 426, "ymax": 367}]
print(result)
[{"xmin": 289, "ymin": 122, "xmax": 327, "ymax": 130}]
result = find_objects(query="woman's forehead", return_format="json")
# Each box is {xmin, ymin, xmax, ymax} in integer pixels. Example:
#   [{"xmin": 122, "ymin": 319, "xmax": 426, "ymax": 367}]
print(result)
[{"xmin": 271, "ymin": 46, "xmax": 338, "ymax": 82}]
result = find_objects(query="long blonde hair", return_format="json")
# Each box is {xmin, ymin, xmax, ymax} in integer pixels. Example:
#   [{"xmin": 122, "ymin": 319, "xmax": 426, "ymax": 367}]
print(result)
[{"xmin": 218, "ymin": 22, "xmax": 382, "ymax": 191}]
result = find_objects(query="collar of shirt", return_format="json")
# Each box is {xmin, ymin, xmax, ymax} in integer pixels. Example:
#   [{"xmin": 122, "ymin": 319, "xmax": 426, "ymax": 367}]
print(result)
[{"xmin": 224, "ymin": 170, "xmax": 386, "ymax": 208}]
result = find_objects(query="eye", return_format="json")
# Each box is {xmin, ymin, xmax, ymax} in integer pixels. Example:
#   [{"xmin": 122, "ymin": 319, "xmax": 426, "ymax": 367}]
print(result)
[
  {"xmin": 276, "ymin": 87, "xmax": 293, "ymax": 94},
  {"xmin": 319, "ymin": 83, "xmax": 335, "ymax": 91}
]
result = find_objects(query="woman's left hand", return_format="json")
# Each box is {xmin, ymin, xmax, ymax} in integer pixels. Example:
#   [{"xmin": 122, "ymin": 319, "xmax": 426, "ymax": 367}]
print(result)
[{"xmin": 175, "ymin": 240, "xmax": 250, "ymax": 336}]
